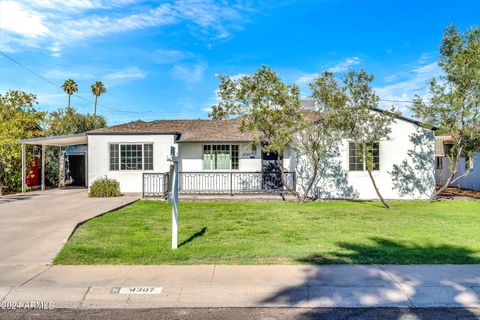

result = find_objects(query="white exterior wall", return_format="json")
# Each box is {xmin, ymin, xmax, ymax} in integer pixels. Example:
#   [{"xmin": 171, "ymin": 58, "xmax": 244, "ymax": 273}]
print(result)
[
  {"xmin": 295, "ymin": 120, "xmax": 436, "ymax": 199},
  {"xmin": 86, "ymin": 119, "xmax": 436, "ymax": 198},
  {"xmin": 87, "ymin": 134, "xmax": 176, "ymax": 193},
  {"xmin": 436, "ymin": 152, "xmax": 480, "ymax": 191},
  {"xmin": 178, "ymin": 143, "xmax": 262, "ymax": 172}
]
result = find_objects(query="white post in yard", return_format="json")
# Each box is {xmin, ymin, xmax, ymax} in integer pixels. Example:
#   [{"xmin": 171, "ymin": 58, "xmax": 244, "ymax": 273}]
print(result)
[
  {"xmin": 41, "ymin": 145, "xmax": 45, "ymax": 191},
  {"xmin": 21, "ymin": 143, "xmax": 26, "ymax": 193},
  {"xmin": 167, "ymin": 146, "xmax": 179, "ymax": 250},
  {"xmin": 171, "ymin": 159, "xmax": 179, "ymax": 250}
]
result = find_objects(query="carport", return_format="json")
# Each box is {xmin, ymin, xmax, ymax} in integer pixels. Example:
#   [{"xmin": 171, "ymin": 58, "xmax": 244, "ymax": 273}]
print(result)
[{"xmin": 18, "ymin": 133, "xmax": 88, "ymax": 193}]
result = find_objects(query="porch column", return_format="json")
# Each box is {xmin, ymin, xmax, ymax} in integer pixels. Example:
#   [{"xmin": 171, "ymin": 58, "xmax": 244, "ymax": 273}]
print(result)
[
  {"xmin": 21, "ymin": 143, "xmax": 26, "ymax": 193},
  {"xmin": 41, "ymin": 145, "xmax": 45, "ymax": 191},
  {"xmin": 59, "ymin": 146, "xmax": 65, "ymax": 188}
]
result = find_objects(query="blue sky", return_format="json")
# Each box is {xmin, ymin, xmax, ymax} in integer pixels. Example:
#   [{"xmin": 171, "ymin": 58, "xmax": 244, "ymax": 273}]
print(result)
[{"xmin": 0, "ymin": 0, "xmax": 479, "ymax": 125}]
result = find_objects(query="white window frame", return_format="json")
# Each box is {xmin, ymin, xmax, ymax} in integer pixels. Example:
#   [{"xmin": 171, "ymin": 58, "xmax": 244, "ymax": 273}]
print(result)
[
  {"xmin": 202, "ymin": 144, "xmax": 239, "ymax": 171},
  {"xmin": 109, "ymin": 143, "xmax": 154, "ymax": 171},
  {"xmin": 348, "ymin": 141, "xmax": 380, "ymax": 172}
]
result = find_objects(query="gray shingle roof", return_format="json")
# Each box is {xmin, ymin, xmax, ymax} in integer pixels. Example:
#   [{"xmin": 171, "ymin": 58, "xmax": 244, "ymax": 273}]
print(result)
[{"xmin": 87, "ymin": 119, "xmax": 259, "ymax": 142}]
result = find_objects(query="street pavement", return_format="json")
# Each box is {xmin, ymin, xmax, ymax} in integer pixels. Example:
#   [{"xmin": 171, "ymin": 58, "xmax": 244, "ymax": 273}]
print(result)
[
  {"xmin": 0, "ymin": 264, "xmax": 479, "ymax": 309},
  {"xmin": 1, "ymin": 307, "xmax": 480, "ymax": 320}
]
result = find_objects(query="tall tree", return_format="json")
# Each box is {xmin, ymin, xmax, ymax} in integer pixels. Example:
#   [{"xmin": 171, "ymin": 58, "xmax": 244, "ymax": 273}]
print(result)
[
  {"xmin": 61, "ymin": 79, "xmax": 78, "ymax": 110},
  {"xmin": 311, "ymin": 70, "xmax": 397, "ymax": 209},
  {"xmin": 90, "ymin": 81, "xmax": 107, "ymax": 116},
  {"xmin": 210, "ymin": 66, "xmax": 306, "ymax": 201},
  {"xmin": 412, "ymin": 25, "xmax": 480, "ymax": 199},
  {"xmin": 0, "ymin": 91, "xmax": 46, "ymax": 194},
  {"xmin": 292, "ymin": 114, "xmax": 341, "ymax": 202}
]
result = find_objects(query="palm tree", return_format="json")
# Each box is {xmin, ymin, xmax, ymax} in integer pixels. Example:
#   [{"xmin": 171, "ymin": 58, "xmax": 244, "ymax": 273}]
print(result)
[
  {"xmin": 90, "ymin": 81, "xmax": 107, "ymax": 116},
  {"xmin": 61, "ymin": 79, "xmax": 78, "ymax": 110}
]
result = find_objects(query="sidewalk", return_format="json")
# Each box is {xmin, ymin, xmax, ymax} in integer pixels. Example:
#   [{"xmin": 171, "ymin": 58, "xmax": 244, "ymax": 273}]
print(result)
[{"xmin": 0, "ymin": 264, "xmax": 479, "ymax": 308}]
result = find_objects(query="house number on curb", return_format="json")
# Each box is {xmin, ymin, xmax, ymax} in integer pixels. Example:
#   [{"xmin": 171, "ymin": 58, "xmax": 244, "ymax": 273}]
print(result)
[{"xmin": 111, "ymin": 287, "xmax": 163, "ymax": 294}]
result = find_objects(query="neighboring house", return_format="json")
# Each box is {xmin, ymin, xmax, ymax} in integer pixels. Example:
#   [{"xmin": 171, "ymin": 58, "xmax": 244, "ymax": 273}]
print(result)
[
  {"xmin": 435, "ymin": 136, "xmax": 480, "ymax": 191},
  {"xmin": 19, "ymin": 102, "xmax": 436, "ymax": 199}
]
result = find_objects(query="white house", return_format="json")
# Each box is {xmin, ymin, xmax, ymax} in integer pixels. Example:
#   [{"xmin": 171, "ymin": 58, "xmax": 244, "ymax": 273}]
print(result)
[
  {"xmin": 19, "ymin": 104, "xmax": 436, "ymax": 199},
  {"xmin": 435, "ymin": 136, "xmax": 480, "ymax": 191}
]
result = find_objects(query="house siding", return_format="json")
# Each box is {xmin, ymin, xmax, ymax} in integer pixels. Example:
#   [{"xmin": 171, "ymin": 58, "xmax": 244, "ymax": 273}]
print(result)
[
  {"xmin": 295, "ymin": 119, "xmax": 436, "ymax": 199},
  {"xmin": 86, "ymin": 119, "xmax": 435, "ymax": 198}
]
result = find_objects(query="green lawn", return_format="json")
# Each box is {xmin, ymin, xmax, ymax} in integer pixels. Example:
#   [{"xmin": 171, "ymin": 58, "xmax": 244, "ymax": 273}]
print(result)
[{"xmin": 55, "ymin": 200, "xmax": 480, "ymax": 265}]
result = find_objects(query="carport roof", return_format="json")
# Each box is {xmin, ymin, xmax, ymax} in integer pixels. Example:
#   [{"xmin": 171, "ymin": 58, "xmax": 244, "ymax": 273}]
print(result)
[{"xmin": 18, "ymin": 133, "xmax": 87, "ymax": 146}]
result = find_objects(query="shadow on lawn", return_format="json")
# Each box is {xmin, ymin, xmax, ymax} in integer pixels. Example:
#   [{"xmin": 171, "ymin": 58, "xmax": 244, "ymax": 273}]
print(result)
[
  {"xmin": 179, "ymin": 227, "xmax": 207, "ymax": 248},
  {"xmin": 298, "ymin": 237, "xmax": 480, "ymax": 264},
  {"xmin": 261, "ymin": 237, "xmax": 480, "ymax": 319}
]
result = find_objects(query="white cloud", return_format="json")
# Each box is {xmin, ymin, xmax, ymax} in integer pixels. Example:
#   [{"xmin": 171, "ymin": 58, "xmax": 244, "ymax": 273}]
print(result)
[
  {"xmin": 171, "ymin": 63, "xmax": 207, "ymax": 84},
  {"xmin": 0, "ymin": 1, "xmax": 49, "ymax": 37},
  {"xmin": 154, "ymin": 49, "xmax": 188, "ymax": 64},
  {"xmin": 296, "ymin": 73, "xmax": 317, "ymax": 85},
  {"xmin": 22, "ymin": 0, "xmax": 138, "ymax": 12},
  {"xmin": 294, "ymin": 57, "xmax": 362, "ymax": 87},
  {"xmin": 104, "ymin": 66, "xmax": 147, "ymax": 82},
  {"xmin": 327, "ymin": 56, "xmax": 361, "ymax": 73},
  {"xmin": 375, "ymin": 61, "xmax": 442, "ymax": 114},
  {"xmin": 229, "ymin": 73, "xmax": 248, "ymax": 81},
  {"xmin": 0, "ymin": 1, "xmax": 257, "ymax": 52},
  {"xmin": 44, "ymin": 68, "xmax": 94, "ymax": 80}
]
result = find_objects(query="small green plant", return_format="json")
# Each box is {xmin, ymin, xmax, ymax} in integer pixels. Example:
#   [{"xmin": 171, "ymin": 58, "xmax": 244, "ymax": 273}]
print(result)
[{"xmin": 89, "ymin": 176, "xmax": 121, "ymax": 197}]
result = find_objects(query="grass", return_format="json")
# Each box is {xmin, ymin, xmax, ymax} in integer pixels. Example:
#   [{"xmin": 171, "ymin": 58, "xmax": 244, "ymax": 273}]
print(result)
[{"xmin": 54, "ymin": 200, "xmax": 480, "ymax": 265}]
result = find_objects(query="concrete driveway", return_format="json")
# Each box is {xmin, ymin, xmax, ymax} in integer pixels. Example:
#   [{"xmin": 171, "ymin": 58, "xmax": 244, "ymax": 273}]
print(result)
[{"xmin": 0, "ymin": 189, "xmax": 139, "ymax": 266}]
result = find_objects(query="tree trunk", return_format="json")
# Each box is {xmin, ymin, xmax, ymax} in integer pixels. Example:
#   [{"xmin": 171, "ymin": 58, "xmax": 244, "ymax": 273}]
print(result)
[
  {"xmin": 58, "ymin": 147, "xmax": 65, "ymax": 188},
  {"xmin": 68, "ymin": 94, "xmax": 71, "ymax": 109},
  {"xmin": 94, "ymin": 96, "xmax": 98, "ymax": 116},
  {"xmin": 433, "ymin": 172, "xmax": 455, "ymax": 201},
  {"xmin": 431, "ymin": 149, "xmax": 462, "ymax": 201},
  {"xmin": 276, "ymin": 157, "xmax": 301, "ymax": 202},
  {"xmin": 301, "ymin": 160, "xmax": 319, "ymax": 203},
  {"xmin": 367, "ymin": 169, "xmax": 390, "ymax": 209}
]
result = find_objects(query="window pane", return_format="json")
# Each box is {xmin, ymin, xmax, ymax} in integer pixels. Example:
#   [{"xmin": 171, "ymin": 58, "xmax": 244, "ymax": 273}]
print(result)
[
  {"xmin": 231, "ymin": 145, "xmax": 239, "ymax": 170},
  {"xmin": 109, "ymin": 144, "xmax": 119, "ymax": 170},
  {"xmin": 369, "ymin": 143, "xmax": 380, "ymax": 171},
  {"xmin": 203, "ymin": 145, "xmax": 212, "ymax": 170},
  {"xmin": 144, "ymin": 144, "xmax": 153, "ymax": 170},
  {"xmin": 120, "ymin": 144, "xmax": 143, "ymax": 170},
  {"xmin": 349, "ymin": 142, "xmax": 363, "ymax": 171},
  {"xmin": 214, "ymin": 145, "xmax": 230, "ymax": 170}
]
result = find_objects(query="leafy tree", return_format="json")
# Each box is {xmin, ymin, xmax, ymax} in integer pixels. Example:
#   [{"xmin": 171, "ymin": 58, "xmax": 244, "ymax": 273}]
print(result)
[
  {"xmin": 91, "ymin": 81, "xmax": 107, "ymax": 116},
  {"xmin": 45, "ymin": 108, "xmax": 106, "ymax": 187},
  {"xmin": 0, "ymin": 90, "xmax": 46, "ymax": 194},
  {"xmin": 210, "ymin": 65, "xmax": 306, "ymax": 201},
  {"xmin": 61, "ymin": 79, "xmax": 78, "ymax": 110},
  {"xmin": 292, "ymin": 114, "xmax": 341, "ymax": 202},
  {"xmin": 311, "ymin": 70, "xmax": 397, "ymax": 209},
  {"xmin": 412, "ymin": 25, "xmax": 480, "ymax": 199}
]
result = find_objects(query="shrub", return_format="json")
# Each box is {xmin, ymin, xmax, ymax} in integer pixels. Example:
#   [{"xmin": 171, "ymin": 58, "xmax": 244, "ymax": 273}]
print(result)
[{"xmin": 89, "ymin": 177, "xmax": 121, "ymax": 197}]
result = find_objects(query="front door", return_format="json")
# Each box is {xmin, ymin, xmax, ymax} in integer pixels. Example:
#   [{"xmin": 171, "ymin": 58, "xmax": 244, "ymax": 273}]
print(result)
[
  {"xmin": 261, "ymin": 150, "xmax": 282, "ymax": 190},
  {"xmin": 66, "ymin": 155, "xmax": 86, "ymax": 187}
]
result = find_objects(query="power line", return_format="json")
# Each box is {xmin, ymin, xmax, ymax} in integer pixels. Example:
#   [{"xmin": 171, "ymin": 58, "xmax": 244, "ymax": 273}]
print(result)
[
  {"xmin": 0, "ymin": 50, "xmax": 149, "ymax": 114},
  {"xmin": 1, "ymin": 49, "xmax": 421, "ymax": 119},
  {"xmin": 379, "ymin": 98, "xmax": 418, "ymax": 104},
  {"xmin": 0, "ymin": 51, "xmax": 62, "ymax": 88}
]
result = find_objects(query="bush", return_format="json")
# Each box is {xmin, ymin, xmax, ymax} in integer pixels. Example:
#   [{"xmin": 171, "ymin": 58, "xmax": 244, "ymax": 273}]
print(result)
[{"xmin": 89, "ymin": 177, "xmax": 121, "ymax": 197}]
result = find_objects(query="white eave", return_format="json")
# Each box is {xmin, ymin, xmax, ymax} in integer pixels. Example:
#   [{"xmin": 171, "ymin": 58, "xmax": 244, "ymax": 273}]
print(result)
[{"xmin": 18, "ymin": 133, "xmax": 87, "ymax": 146}]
